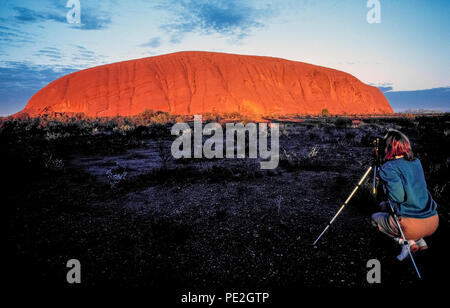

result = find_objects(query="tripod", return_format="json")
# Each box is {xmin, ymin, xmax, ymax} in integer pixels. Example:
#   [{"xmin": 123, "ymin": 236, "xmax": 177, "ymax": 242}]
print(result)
[{"xmin": 312, "ymin": 155, "xmax": 422, "ymax": 279}]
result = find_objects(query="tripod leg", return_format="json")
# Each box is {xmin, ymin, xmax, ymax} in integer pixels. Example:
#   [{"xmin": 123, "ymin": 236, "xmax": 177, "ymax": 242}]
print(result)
[
  {"xmin": 312, "ymin": 166, "xmax": 373, "ymax": 245},
  {"xmin": 373, "ymin": 166, "xmax": 377, "ymax": 195},
  {"xmin": 389, "ymin": 203, "xmax": 422, "ymax": 279}
]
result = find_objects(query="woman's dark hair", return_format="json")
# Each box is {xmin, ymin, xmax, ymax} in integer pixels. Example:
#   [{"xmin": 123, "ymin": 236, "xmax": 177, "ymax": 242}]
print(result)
[{"xmin": 383, "ymin": 129, "xmax": 414, "ymax": 161}]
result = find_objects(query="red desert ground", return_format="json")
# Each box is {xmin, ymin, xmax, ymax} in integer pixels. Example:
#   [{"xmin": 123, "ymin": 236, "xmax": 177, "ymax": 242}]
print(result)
[{"xmin": 16, "ymin": 51, "xmax": 393, "ymax": 118}]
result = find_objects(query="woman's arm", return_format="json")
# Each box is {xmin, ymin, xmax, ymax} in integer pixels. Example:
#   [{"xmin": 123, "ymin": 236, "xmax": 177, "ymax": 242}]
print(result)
[{"xmin": 379, "ymin": 163, "xmax": 405, "ymax": 204}]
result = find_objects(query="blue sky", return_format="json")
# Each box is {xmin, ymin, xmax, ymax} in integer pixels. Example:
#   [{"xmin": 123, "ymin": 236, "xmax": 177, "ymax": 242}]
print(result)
[{"xmin": 0, "ymin": 0, "xmax": 449, "ymax": 115}]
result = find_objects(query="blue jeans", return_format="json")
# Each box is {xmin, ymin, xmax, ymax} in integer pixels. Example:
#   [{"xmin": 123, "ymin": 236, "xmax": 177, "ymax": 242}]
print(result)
[{"xmin": 371, "ymin": 201, "xmax": 400, "ymax": 238}]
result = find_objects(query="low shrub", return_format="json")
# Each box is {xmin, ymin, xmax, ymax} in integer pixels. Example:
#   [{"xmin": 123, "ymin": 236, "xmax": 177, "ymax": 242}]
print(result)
[{"xmin": 279, "ymin": 146, "xmax": 332, "ymax": 171}]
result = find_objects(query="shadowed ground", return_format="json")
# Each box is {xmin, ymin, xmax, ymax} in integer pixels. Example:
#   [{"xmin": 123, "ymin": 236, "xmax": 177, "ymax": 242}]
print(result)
[{"xmin": 3, "ymin": 114, "xmax": 449, "ymax": 301}]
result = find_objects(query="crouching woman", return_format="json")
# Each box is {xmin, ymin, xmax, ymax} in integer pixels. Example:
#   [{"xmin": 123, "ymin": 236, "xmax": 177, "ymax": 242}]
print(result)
[{"xmin": 371, "ymin": 129, "xmax": 439, "ymax": 260}]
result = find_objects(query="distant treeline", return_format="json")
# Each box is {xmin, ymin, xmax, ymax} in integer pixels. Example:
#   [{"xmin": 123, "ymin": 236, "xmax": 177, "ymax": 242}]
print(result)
[
  {"xmin": 397, "ymin": 109, "xmax": 446, "ymax": 114},
  {"xmin": 0, "ymin": 109, "xmax": 257, "ymax": 141},
  {"xmin": 2, "ymin": 109, "xmax": 448, "ymax": 139}
]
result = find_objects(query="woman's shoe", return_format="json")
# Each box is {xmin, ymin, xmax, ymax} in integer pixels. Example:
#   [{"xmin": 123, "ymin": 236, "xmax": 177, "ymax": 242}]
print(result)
[
  {"xmin": 416, "ymin": 238, "xmax": 428, "ymax": 250},
  {"xmin": 396, "ymin": 240, "xmax": 418, "ymax": 261},
  {"xmin": 410, "ymin": 241, "xmax": 419, "ymax": 253},
  {"xmin": 397, "ymin": 243, "xmax": 410, "ymax": 261}
]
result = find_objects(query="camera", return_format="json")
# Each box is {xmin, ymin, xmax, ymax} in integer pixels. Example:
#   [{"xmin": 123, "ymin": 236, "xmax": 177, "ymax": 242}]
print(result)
[{"xmin": 373, "ymin": 137, "xmax": 386, "ymax": 166}]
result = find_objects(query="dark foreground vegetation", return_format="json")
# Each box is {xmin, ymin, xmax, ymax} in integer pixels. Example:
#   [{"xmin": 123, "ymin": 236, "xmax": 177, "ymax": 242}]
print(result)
[{"xmin": 3, "ymin": 111, "xmax": 449, "ymax": 301}]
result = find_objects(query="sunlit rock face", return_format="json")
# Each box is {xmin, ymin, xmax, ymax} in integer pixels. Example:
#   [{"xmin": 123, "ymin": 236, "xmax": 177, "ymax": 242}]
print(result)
[{"xmin": 20, "ymin": 51, "xmax": 393, "ymax": 117}]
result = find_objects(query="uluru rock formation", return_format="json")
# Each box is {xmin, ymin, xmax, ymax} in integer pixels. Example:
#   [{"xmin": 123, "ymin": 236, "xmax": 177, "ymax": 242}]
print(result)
[{"xmin": 19, "ymin": 51, "xmax": 393, "ymax": 117}]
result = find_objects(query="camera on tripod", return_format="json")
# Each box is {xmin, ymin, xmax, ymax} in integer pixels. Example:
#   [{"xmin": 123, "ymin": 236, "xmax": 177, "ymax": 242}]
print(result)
[
  {"xmin": 372, "ymin": 137, "xmax": 386, "ymax": 167},
  {"xmin": 371, "ymin": 137, "xmax": 385, "ymax": 195}
]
